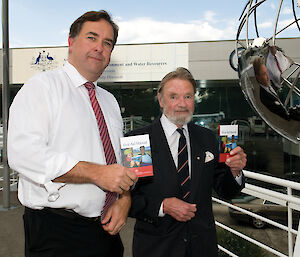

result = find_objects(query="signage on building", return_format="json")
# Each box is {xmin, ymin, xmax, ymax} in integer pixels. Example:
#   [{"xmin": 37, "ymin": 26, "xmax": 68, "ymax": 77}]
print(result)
[
  {"xmin": 98, "ymin": 43, "xmax": 188, "ymax": 82},
  {"xmin": 30, "ymin": 50, "xmax": 59, "ymax": 71},
  {"xmin": 12, "ymin": 47, "xmax": 68, "ymax": 84},
  {"xmin": 11, "ymin": 43, "xmax": 189, "ymax": 84}
]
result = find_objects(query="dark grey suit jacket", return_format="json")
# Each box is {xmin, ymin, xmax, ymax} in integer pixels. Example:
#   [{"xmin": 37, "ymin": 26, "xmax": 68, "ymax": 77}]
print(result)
[{"xmin": 127, "ymin": 118, "xmax": 244, "ymax": 257}]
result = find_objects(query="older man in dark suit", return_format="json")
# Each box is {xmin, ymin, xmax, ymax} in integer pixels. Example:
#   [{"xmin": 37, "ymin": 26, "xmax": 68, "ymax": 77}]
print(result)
[{"xmin": 127, "ymin": 67, "xmax": 246, "ymax": 257}]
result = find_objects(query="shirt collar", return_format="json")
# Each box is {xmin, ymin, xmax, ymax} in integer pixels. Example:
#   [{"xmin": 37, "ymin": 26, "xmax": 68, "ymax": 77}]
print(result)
[
  {"xmin": 260, "ymin": 83, "xmax": 277, "ymax": 96},
  {"xmin": 62, "ymin": 61, "xmax": 96, "ymax": 88},
  {"xmin": 160, "ymin": 114, "xmax": 188, "ymax": 137}
]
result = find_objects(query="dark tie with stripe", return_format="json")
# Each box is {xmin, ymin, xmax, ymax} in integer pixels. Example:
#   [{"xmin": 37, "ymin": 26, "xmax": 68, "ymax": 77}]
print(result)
[
  {"xmin": 177, "ymin": 128, "xmax": 191, "ymax": 201},
  {"xmin": 84, "ymin": 82, "xmax": 118, "ymax": 220}
]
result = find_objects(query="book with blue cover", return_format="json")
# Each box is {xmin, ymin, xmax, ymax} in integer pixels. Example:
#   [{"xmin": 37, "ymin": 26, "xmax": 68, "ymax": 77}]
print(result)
[
  {"xmin": 219, "ymin": 125, "xmax": 238, "ymax": 162},
  {"xmin": 120, "ymin": 134, "xmax": 153, "ymax": 177}
]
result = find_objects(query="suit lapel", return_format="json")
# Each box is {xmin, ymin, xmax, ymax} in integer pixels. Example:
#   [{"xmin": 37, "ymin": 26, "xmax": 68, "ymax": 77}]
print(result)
[
  {"xmin": 151, "ymin": 119, "xmax": 178, "ymax": 189},
  {"xmin": 188, "ymin": 123, "xmax": 206, "ymax": 202}
]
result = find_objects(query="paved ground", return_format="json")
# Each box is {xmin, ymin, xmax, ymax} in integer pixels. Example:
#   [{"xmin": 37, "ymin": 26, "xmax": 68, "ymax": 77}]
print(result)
[
  {"xmin": 0, "ymin": 191, "xmax": 135, "ymax": 257},
  {"xmin": 0, "ymin": 191, "xmax": 293, "ymax": 257},
  {"xmin": 0, "ymin": 191, "xmax": 24, "ymax": 257}
]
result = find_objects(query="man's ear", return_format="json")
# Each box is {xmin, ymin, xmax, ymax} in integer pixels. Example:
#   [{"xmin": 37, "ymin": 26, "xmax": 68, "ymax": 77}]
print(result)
[
  {"xmin": 68, "ymin": 36, "xmax": 74, "ymax": 53},
  {"xmin": 158, "ymin": 93, "xmax": 163, "ymax": 108}
]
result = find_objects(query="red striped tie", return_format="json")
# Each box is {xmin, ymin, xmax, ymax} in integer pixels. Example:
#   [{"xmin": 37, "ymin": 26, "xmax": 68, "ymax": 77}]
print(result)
[
  {"xmin": 274, "ymin": 55, "xmax": 282, "ymax": 74},
  {"xmin": 177, "ymin": 128, "xmax": 191, "ymax": 201},
  {"xmin": 84, "ymin": 82, "xmax": 118, "ymax": 220}
]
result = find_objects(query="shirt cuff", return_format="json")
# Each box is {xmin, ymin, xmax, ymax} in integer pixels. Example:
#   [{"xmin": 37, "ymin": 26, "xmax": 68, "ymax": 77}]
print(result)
[
  {"xmin": 235, "ymin": 171, "xmax": 243, "ymax": 185},
  {"xmin": 45, "ymin": 153, "xmax": 79, "ymax": 181},
  {"xmin": 44, "ymin": 181, "xmax": 66, "ymax": 202},
  {"xmin": 158, "ymin": 202, "xmax": 165, "ymax": 217}
]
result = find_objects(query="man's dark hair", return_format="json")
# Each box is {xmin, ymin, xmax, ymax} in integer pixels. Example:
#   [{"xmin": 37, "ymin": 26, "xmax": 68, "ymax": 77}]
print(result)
[
  {"xmin": 158, "ymin": 67, "xmax": 197, "ymax": 94},
  {"xmin": 69, "ymin": 10, "xmax": 119, "ymax": 47}
]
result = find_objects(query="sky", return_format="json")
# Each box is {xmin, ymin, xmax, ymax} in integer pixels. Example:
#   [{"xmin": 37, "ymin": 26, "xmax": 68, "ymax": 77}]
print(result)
[{"xmin": 4, "ymin": 0, "xmax": 300, "ymax": 48}]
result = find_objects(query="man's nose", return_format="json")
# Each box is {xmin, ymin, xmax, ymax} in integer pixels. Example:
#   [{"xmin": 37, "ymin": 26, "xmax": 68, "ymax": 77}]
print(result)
[
  {"xmin": 95, "ymin": 42, "xmax": 104, "ymax": 52},
  {"xmin": 178, "ymin": 97, "xmax": 187, "ymax": 106}
]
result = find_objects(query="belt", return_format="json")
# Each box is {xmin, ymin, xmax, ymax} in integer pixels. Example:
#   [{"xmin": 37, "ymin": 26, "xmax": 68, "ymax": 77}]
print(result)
[{"xmin": 42, "ymin": 207, "xmax": 101, "ymax": 222}]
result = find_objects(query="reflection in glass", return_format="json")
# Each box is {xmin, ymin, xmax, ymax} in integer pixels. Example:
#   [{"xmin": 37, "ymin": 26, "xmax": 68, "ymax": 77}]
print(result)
[
  {"xmin": 234, "ymin": 0, "xmax": 300, "ymax": 143},
  {"xmin": 252, "ymin": 56, "xmax": 290, "ymax": 120}
]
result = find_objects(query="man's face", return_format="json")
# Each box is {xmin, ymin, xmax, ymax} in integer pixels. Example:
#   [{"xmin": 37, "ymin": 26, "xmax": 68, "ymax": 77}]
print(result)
[
  {"xmin": 158, "ymin": 78, "xmax": 195, "ymax": 127},
  {"xmin": 256, "ymin": 64, "xmax": 270, "ymax": 87},
  {"xmin": 140, "ymin": 147, "xmax": 145, "ymax": 155},
  {"xmin": 68, "ymin": 19, "xmax": 114, "ymax": 82}
]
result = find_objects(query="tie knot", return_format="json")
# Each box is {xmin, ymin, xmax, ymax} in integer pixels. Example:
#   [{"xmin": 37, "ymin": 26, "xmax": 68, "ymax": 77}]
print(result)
[
  {"xmin": 84, "ymin": 82, "xmax": 95, "ymax": 91},
  {"xmin": 177, "ymin": 128, "xmax": 184, "ymax": 137}
]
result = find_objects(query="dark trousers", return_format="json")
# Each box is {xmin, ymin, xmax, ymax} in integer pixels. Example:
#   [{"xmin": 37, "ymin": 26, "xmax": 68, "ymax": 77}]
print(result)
[{"xmin": 23, "ymin": 207, "xmax": 124, "ymax": 257}]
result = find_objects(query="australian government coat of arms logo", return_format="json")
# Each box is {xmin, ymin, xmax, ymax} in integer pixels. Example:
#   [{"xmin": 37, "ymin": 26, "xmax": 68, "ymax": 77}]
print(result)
[{"xmin": 30, "ymin": 50, "xmax": 58, "ymax": 71}]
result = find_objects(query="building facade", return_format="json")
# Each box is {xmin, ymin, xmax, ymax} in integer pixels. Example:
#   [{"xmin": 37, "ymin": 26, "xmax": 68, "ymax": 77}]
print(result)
[{"xmin": 1, "ymin": 38, "xmax": 300, "ymax": 177}]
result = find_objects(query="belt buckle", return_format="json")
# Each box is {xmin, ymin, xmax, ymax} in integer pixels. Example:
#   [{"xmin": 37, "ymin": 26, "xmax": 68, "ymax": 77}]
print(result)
[{"xmin": 93, "ymin": 216, "xmax": 100, "ymax": 222}]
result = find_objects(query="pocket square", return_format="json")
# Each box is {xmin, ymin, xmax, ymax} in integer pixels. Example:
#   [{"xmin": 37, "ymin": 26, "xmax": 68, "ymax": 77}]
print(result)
[{"xmin": 205, "ymin": 151, "xmax": 214, "ymax": 163}]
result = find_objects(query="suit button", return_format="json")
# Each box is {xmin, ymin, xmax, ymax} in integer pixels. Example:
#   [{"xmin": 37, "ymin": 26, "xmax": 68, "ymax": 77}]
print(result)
[{"xmin": 183, "ymin": 238, "xmax": 187, "ymax": 242}]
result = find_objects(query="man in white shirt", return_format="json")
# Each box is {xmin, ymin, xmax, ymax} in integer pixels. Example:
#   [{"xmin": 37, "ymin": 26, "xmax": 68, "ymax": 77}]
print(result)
[
  {"xmin": 126, "ymin": 67, "xmax": 246, "ymax": 257},
  {"xmin": 8, "ymin": 10, "xmax": 137, "ymax": 257},
  {"xmin": 266, "ymin": 45, "xmax": 292, "ymax": 91}
]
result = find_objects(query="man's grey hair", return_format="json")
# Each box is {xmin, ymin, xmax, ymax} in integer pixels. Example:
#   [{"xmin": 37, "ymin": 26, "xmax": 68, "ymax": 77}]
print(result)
[{"xmin": 158, "ymin": 67, "xmax": 197, "ymax": 95}]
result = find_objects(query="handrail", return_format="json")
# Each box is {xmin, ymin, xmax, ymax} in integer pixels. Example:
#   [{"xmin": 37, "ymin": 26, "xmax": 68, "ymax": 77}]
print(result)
[
  {"xmin": 122, "ymin": 116, "xmax": 150, "ymax": 134},
  {"xmin": 215, "ymin": 169, "xmax": 300, "ymax": 257},
  {"xmin": 217, "ymin": 244, "xmax": 239, "ymax": 257},
  {"xmin": 213, "ymin": 197, "xmax": 298, "ymax": 234},
  {"xmin": 243, "ymin": 170, "xmax": 300, "ymax": 190},
  {"xmin": 0, "ymin": 166, "xmax": 18, "ymax": 192},
  {"xmin": 216, "ymin": 221, "xmax": 287, "ymax": 257},
  {"xmin": 244, "ymin": 184, "xmax": 300, "ymax": 208}
]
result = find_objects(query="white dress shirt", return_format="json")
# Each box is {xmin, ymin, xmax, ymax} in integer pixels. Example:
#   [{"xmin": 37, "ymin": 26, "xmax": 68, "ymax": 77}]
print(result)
[
  {"xmin": 158, "ymin": 114, "xmax": 191, "ymax": 216},
  {"xmin": 160, "ymin": 114, "xmax": 191, "ymax": 175},
  {"xmin": 8, "ymin": 62, "xmax": 123, "ymax": 217},
  {"xmin": 266, "ymin": 49, "xmax": 291, "ymax": 90}
]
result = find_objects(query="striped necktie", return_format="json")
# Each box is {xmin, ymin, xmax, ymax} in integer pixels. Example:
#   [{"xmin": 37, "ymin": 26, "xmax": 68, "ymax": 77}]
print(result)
[
  {"xmin": 274, "ymin": 55, "xmax": 282, "ymax": 74},
  {"xmin": 84, "ymin": 82, "xmax": 118, "ymax": 220},
  {"xmin": 177, "ymin": 128, "xmax": 191, "ymax": 201}
]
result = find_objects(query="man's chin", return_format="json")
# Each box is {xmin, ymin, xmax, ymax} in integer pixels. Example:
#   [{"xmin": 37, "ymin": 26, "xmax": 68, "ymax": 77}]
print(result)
[{"xmin": 168, "ymin": 114, "xmax": 193, "ymax": 126}]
